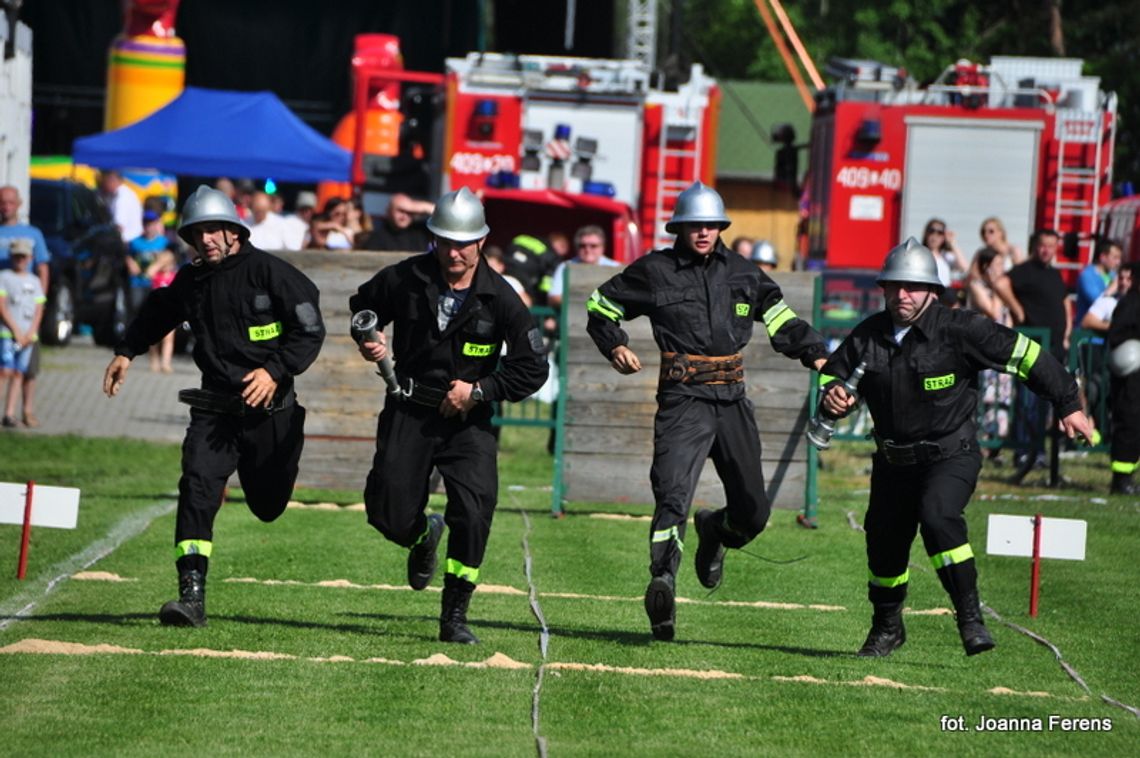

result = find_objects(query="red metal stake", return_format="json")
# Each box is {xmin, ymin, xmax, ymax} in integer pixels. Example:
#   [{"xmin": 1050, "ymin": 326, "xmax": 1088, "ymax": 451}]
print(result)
[
  {"xmin": 17, "ymin": 480, "xmax": 35, "ymax": 580},
  {"xmin": 1029, "ymin": 512, "xmax": 1042, "ymax": 617}
]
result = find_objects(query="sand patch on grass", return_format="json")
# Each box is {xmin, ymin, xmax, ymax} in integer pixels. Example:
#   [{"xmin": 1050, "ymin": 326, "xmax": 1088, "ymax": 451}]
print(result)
[
  {"xmin": 159, "ymin": 648, "xmax": 297, "ymax": 660},
  {"xmin": 905, "ymin": 607, "xmax": 954, "ymax": 616},
  {"xmin": 71, "ymin": 571, "xmax": 136, "ymax": 582},
  {"xmin": 588, "ymin": 513, "xmax": 653, "ymax": 522},
  {"xmin": 0, "ymin": 638, "xmax": 144, "ymax": 655},
  {"xmin": 988, "ymin": 686, "xmax": 1053, "ymax": 698},
  {"xmin": 773, "ymin": 673, "xmax": 942, "ymax": 691},
  {"xmin": 547, "ymin": 661, "xmax": 744, "ymax": 680}
]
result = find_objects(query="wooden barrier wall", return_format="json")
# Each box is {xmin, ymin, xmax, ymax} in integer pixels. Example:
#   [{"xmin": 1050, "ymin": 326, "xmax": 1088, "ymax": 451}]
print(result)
[
  {"xmin": 274, "ymin": 250, "xmax": 817, "ymax": 512},
  {"xmin": 562, "ymin": 264, "xmax": 819, "ymax": 512},
  {"xmin": 278, "ymin": 250, "xmax": 408, "ymax": 493}
]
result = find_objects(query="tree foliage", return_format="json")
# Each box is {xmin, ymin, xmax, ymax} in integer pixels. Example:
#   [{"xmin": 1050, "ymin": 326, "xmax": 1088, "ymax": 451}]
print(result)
[{"xmin": 675, "ymin": 0, "xmax": 1140, "ymax": 180}]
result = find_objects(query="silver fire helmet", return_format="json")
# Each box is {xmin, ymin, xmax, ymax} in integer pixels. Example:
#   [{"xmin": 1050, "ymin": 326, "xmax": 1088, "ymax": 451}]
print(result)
[
  {"xmin": 177, "ymin": 185, "xmax": 248, "ymax": 245},
  {"xmin": 426, "ymin": 187, "xmax": 490, "ymax": 243},
  {"xmin": 876, "ymin": 237, "xmax": 944, "ymax": 291},
  {"xmin": 750, "ymin": 239, "xmax": 778, "ymax": 266},
  {"xmin": 665, "ymin": 181, "xmax": 731, "ymax": 234},
  {"xmin": 1108, "ymin": 339, "xmax": 1140, "ymax": 377}
]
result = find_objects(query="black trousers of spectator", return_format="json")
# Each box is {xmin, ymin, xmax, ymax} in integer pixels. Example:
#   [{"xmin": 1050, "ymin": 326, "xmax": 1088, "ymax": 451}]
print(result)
[
  {"xmin": 1110, "ymin": 373, "xmax": 1140, "ymax": 467},
  {"xmin": 175, "ymin": 405, "xmax": 307, "ymax": 561},
  {"xmin": 364, "ymin": 399, "xmax": 498, "ymax": 576},
  {"xmin": 864, "ymin": 444, "xmax": 982, "ymax": 603},
  {"xmin": 648, "ymin": 395, "xmax": 770, "ymax": 578}
]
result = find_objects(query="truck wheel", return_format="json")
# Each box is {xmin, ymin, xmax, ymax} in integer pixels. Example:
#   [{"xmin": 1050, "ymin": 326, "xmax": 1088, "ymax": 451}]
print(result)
[
  {"xmin": 93, "ymin": 286, "xmax": 129, "ymax": 347},
  {"xmin": 40, "ymin": 282, "xmax": 76, "ymax": 346}
]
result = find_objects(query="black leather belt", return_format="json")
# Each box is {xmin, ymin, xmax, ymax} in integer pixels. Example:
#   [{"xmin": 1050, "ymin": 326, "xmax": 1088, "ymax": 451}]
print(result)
[
  {"xmin": 873, "ymin": 428, "xmax": 973, "ymax": 466},
  {"xmin": 178, "ymin": 387, "xmax": 295, "ymax": 416},
  {"xmin": 400, "ymin": 379, "xmax": 450, "ymax": 408}
]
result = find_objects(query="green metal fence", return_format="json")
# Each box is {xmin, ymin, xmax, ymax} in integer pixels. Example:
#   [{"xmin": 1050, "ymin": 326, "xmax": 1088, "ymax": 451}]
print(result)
[{"xmin": 490, "ymin": 304, "xmax": 567, "ymax": 515}]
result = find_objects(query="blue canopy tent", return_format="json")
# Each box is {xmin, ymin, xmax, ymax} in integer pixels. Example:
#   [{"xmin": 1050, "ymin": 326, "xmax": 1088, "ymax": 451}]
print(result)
[{"xmin": 73, "ymin": 87, "xmax": 351, "ymax": 182}]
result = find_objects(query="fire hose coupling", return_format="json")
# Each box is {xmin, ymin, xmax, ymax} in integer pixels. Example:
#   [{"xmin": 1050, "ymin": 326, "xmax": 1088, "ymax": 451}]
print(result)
[
  {"xmin": 350, "ymin": 310, "xmax": 403, "ymax": 396},
  {"xmin": 807, "ymin": 360, "xmax": 867, "ymax": 451}
]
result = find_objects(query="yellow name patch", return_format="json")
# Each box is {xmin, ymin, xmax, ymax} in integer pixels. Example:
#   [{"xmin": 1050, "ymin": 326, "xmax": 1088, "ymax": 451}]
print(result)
[
  {"xmin": 735, "ymin": 303, "xmax": 751, "ymax": 317},
  {"xmin": 462, "ymin": 342, "xmax": 495, "ymax": 357},
  {"xmin": 248, "ymin": 321, "xmax": 282, "ymax": 341},
  {"xmin": 923, "ymin": 373, "xmax": 955, "ymax": 391}
]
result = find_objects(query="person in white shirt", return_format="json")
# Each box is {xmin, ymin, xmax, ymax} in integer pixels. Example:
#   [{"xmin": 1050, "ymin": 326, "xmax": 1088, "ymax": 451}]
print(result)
[
  {"xmin": 247, "ymin": 191, "xmax": 290, "ymax": 250},
  {"xmin": 547, "ymin": 225, "xmax": 619, "ymax": 308},
  {"xmin": 98, "ymin": 170, "xmax": 143, "ymax": 243},
  {"xmin": 281, "ymin": 191, "xmax": 316, "ymax": 250}
]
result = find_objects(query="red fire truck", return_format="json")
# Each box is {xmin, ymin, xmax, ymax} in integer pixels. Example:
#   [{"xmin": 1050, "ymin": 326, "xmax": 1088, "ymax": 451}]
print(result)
[
  {"xmin": 326, "ymin": 36, "xmax": 720, "ymax": 262},
  {"xmin": 803, "ymin": 56, "xmax": 1117, "ymax": 280}
]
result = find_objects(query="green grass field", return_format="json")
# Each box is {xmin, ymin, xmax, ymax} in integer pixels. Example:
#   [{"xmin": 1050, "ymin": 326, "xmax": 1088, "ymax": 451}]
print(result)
[{"xmin": 1, "ymin": 430, "xmax": 1137, "ymax": 757}]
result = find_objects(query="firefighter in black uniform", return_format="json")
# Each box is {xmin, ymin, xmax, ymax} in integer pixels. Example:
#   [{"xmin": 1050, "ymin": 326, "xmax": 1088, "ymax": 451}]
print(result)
[
  {"xmin": 817, "ymin": 238, "xmax": 1093, "ymax": 657},
  {"xmin": 1107, "ymin": 261, "xmax": 1140, "ymax": 495},
  {"xmin": 103, "ymin": 185, "xmax": 325, "ymax": 627},
  {"xmin": 586, "ymin": 181, "xmax": 828, "ymax": 641},
  {"xmin": 350, "ymin": 187, "xmax": 547, "ymax": 644}
]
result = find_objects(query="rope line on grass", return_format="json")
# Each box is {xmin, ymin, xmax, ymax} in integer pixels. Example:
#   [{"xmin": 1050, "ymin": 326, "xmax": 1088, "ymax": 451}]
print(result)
[
  {"xmin": 0, "ymin": 501, "xmax": 176, "ymax": 632},
  {"xmin": 519, "ymin": 509, "xmax": 550, "ymax": 758},
  {"xmin": 843, "ymin": 508, "xmax": 1140, "ymax": 721}
]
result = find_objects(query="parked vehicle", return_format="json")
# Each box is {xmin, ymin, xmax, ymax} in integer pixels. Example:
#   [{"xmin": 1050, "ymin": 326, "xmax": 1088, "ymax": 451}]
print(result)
[{"xmin": 29, "ymin": 178, "xmax": 130, "ymax": 346}]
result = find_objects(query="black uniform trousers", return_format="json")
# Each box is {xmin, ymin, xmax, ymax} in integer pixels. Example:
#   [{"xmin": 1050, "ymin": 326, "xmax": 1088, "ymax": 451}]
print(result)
[
  {"xmin": 648, "ymin": 394, "xmax": 770, "ymax": 578},
  {"xmin": 364, "ymin": 398, "xmax": 498, "ymax": 576},
  {"xmin": 864, "ymin": 443, "xmax": 982, "ymax": 603},
  {"xmin": 1110, "ymin": 373, "xmax": 1140, "ymax": 467},
  {"xmin": 176, "ymin": 405, "xmax": 307, "ymax": 544}
]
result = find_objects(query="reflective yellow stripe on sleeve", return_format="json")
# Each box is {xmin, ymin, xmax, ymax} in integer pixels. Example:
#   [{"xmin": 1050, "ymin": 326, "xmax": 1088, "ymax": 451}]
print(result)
[
  {"xmin": 586, "ymin": 289, "xmax": 625, "ymax": 322},
  {"xmin": 762, "ymin": 300, "xmax": 796, "ymax": 337},
  {"xmin": 1004, "ymin": 333, "xmax": 1041, "ymax": 381},
  {"xmin": 818, "ymin": 373, "xmax": 837, "ymax": 388}
]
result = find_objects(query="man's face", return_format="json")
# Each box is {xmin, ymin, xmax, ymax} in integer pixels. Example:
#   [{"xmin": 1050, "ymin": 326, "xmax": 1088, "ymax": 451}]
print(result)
[
  {"xmin": 9, "ymin": 252, "xmax": 30, "ymax": 271},
  {"xmin": 434, "ymin": 235, "xmax": 482, "ymax": 280},
  {"xmin": 388, "ymin": 194, "xmax": 414, "ymax": 230},
  {"xmin": 251, "ymin": 193, "xmax": 271, "ymax": 222},
  {"xmin": 575, "ymin": 233, "xmax": 606, "ymax": 264},
  {"xmin": 681, "ymin": 222, "xmax": 720, "ymax": 256},
  {"xmin": 99, "ymin": 173, "xmax": 121, "ymax": 194},
  {"xmin": 1104, "ymin": 245, "xmax": 1122, "ymax": 272},
  {"xmin": 189, "ymin": 222, "xmax": 241, "ymax": 265},
  {"xmin": 882, "ymin": 281, "xmax": 937, "ymax": 326},
  {"xmin": 1033, "ymin": 233, "xmax": 1059, "ymax": 265},
  {"xmin": 0, "ymin": 188, "xmax": 19, "ymax": 223}
]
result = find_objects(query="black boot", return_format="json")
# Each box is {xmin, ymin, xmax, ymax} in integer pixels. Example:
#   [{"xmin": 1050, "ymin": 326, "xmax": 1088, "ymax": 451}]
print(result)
[
  {"xmin": 694, "ymin": 509, "xmax": 727, "ymax": 590},
  {"xmin": 439, "ymin": 578, "xmax": 479, "ymax": 644},
  {"xmin": 1110, "ymin": 472, "xmax": 1138, "ymax": 495},
  {"xmin": 936, "ymin": 559, "xmax": 995, "ymax": 656},
  {"xmin": 159, "ymin": 569, "xmax": 207, "ymax": 627},
  {"xmin": 408, "ymin": 514, "xmax": 444, "ymax": 591},
  {"xmin": 952, "ymin": 589, "xmax": 995, "ymax": 656},
  {"xmin": 857, "ymin": 601, "xmax": 906, "ymax": 657},
  {"xmin": 644, "ymin": 573, "xmax": 676, "ymax": 641}
]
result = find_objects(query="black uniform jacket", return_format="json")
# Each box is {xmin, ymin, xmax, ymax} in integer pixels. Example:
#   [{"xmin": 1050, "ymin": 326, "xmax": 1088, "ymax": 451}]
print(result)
[
  {"xmin": 116, "ymin": 244, "xmax": 325, "ymax": 395},
  {"xmin": 586, "ymin": 241, "xmax": 827, "ymax": 399},
  {"xmin": 348, "ymin": 252, "xmax": 548, "ymax": 403},
  {"xmin": 822, "ymin": 301, "xmax": 1082, "ymax": 444}
]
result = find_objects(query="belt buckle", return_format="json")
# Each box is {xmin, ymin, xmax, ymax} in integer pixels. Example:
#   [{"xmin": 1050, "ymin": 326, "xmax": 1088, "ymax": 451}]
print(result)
[
  {"xmin": 665, "ymin": 354, "xmax": 690, "ymax": 382},
  {"xmin": 883, "ymin": 440, "xmax": 916, "ymax": 466}
]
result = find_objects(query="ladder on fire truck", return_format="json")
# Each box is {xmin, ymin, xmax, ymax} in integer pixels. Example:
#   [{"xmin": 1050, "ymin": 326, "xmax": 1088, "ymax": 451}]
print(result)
[
  {"xmin": 652, "ymin": 100, "xmax": 704, "ymax": 249},
  {"xmin": 1050, "ymin": 102, "xmax": 1116, "ymax": 267}
]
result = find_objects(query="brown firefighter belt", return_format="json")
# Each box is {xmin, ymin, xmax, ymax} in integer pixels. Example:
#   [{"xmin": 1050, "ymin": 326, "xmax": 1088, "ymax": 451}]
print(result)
[
  {"xmin": 659, "ymin": 352, "xmax": 744, "ymax": 386},
  {"xmin": 178, "ymin": 388, "xmax": 294, "ymax": 416}
]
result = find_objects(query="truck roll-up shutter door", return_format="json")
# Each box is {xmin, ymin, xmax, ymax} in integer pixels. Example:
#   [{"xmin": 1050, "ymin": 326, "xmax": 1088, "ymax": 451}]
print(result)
[{"xmin": 900, "ymin": 117, "xmax": 1044, "ymax": 260}]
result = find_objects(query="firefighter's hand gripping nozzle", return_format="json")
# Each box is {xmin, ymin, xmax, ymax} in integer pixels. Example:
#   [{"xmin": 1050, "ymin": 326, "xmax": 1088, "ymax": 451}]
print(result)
[
  {"xmin": 351, "ymin": 310, "xmax": 401, "ymax": 395},
  {"xmin": 806, "ymin": 361, "xmax": 867, "ymax": 451}
]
